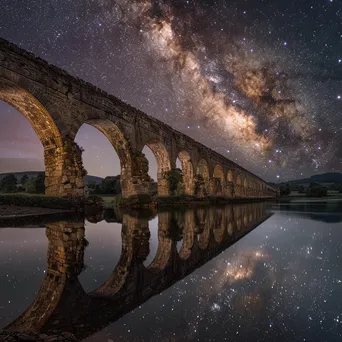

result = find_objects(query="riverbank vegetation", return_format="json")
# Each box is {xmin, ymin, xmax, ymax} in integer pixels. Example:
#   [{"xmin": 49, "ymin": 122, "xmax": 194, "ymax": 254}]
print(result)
[
  {"xmin": 0, "ymin": 193, "xmax": 82, "ymax": 209},
  {"xmin": 279, "ymin": 181, "xmax": 342, "ymax": 199}
]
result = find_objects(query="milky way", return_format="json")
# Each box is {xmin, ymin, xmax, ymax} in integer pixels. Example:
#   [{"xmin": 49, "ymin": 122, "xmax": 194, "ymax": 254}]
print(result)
[
  {"xmin": 115, "ymin": 0, "xmax": 341, "ymax": 175},
  {"xmin": 0, "ymin": 0, "xmax": 341, "ymax": 181}
]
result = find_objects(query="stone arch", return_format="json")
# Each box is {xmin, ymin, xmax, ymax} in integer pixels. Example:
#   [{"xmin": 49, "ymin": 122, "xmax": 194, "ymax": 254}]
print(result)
[
  {"xmin": 227, "ymin": 170, "xmax": 234, "ymax": 182},
  {"xmin": 177, "ymin": 150, "xmax": 194, "ymax": 195},
  {"xmin": 243, "ymin": 178, "xmax": 248, "ymax": 196},
  {"xmin": 143, "ymin": 140, "xmax": 171, "ymax": 196},
  {"xmin": 213, "ymin": 164, "xmax": 225, "ymax": 196},
  {"xmin": 243, "ymin": 207, "xmax": 248, "ymax": 227},
  {"xmin": 0, "ymin": 78, "xmax": 79, "ymax": 196},
  {"xmin": 226, "ymin": 170, "xmax": 234, "ymax": 198},
  {"xmin": 195, "ymin": 207, "xmax": 210, "ymax": 249},
  {"xmin": 177, "ymin": 210, "xmax": 195, "ymax": 260},
  {"xmin": 195, "ymin": 158, "xmax": 210, "ymax": 197},
  {"xmin": 235, "ymin": 174, "xmax": 242, "ymax": 197},
  {"xmin": 148, "ymin": 212, "xmax": 174, "ymax": 272},
  {"xmin": 254, "ymin": 180, "xmax": 259, "ymax": 196},
  {"xmin": 81, "ymin": 119, "xmax": 134, "ymax": 198},
  {"xmin": 257, "ymin": 181, "xmax": 263, "ymax": 196},
  {"xmin": 250, "ymin": 180, "xmax": 255, "ymax": 195},
  {"xmin": 212, "ymin": 208, "xmax": 225, "ymax": 243}
]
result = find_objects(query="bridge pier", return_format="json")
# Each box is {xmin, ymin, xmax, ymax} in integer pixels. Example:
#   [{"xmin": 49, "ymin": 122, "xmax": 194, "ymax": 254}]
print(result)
[
  {"xmin": 45, "ymin": 139, "xmax": 86, "ymax": 197},
  {"xmin": 120, "ymin": 152, "xmax": 150, "ymax": 197},
  {"xmin": 157, "ymin": 176, "xmax": 170, "ymax": 197},
  {"xmin": 194, "ymin": 175, "xmax": 207, "ymax": 197},
  {"xmin": 208, "ymin": 179, "xmax": 216, "ymax": 196},
  {"xmin": 226, "ymin": 181, "xmax": 234, "ymax": 198}
]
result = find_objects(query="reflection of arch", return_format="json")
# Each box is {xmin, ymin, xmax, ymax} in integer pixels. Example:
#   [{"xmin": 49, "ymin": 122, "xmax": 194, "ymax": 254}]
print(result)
[
  {"xmin": 213, "ymin": 208, "xmax": 225, "ymax": 243},
  {"xmin": 194, "ymin": 207, "xmax": 208, "ymax": 234},
  {"xmin": 144, "ymin": 140, "xmax": 171, "ymax": 196},
  {"xmin": 227, "ymin": 222, "xmax": 234, "ymax": 235},
  {"xmin": 196, "ymin": 207, "xmax": 210, "ymax": 250},
  {"xmin": 226, "ymin": 170, "xmax": 234, "ymax": 197},
  {"xmin": 213, "ymin": 164, "xmax": 225, "ymax": 195},
  {"xmin": 83, "ymin": 119, "xmax": 133, "ymax": 197},
  {"xmin": 178, "ymin": 151, "xmax": 194, "ymax": 195},
  {"xmin": 6, "ymin": 221, "xmax": 86, "ymax": 332},
  {"xmin": 4, "ymin": 203, "xmax": 271, "ymax": 340},
  {"xmin": 234, "ymin": 205, "xmax": 243, "ymax": 230},
  {"xmin": 237, "ymin": 175, "xmax": 242, "ymax": 185},
  {"xmin": 178, "ymin": 211, "xmax": 195, "ymax": 260},
  {"xmin": 0, "ymin": 78, "xmax": 64, "ymax": 196},
  {"xmin": 243, "ymin": 213, "xmax": 248, "ymax": 226},
  {"xmin": 148, "ymin": 212, "xmax": 174, "ymax": 271},
  {"xmin": 91, "ymin": 215, "xmax": 150, "ymax": 298}
]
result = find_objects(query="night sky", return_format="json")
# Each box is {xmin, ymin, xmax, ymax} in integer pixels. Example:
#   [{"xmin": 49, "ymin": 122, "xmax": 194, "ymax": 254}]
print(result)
[{"xmin": 0, "ymin": 0, "xmax": 341, "ymax": 181}]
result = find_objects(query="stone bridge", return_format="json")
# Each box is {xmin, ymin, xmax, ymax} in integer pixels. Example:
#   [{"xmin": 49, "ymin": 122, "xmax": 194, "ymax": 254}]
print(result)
[
  {"xmin": 0, "ymin": 38, "xmax": 278, "ymax": 199},
  {"xmin": 3, "ymin": 203, "xmax": 271, "ymax": 340}
]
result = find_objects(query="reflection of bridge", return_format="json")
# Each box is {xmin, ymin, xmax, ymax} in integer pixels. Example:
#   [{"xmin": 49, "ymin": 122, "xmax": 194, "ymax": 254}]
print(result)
[
  {"xmin": 3, "ymin": 203, "xmax": 271, "ymax": 341},
  {"xmin": 0, "ymin": 38, "xmax": 278, "ymax": 200}
]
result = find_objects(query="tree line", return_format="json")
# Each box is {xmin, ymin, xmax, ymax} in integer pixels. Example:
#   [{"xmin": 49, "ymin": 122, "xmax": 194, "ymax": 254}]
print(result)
[
  {"xmin": 87, "ymin": 176, "xmax": 121, "ymax": 195},
  {"xmin": 280, "ymin": 182, "xmax": 342, "ymax": 197},
  {"xmin": 0, "ymin": 173, "xmax": 45, "ymax": 194}
]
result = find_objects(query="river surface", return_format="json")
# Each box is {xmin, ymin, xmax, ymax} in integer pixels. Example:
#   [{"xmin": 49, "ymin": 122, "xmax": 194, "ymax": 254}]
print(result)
[{"xmin": 0, "ymin": 201, "xmax": 342, "ymax": 341}]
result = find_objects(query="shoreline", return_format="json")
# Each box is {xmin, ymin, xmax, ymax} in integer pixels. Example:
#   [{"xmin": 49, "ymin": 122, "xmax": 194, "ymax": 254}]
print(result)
[
  {"xmin": 275, "ymin": 196, "xmax": 342, "ymax": 203},
  {"xmin": 0, "ymin": 205, "xmax": 74, "ymax": 219}
]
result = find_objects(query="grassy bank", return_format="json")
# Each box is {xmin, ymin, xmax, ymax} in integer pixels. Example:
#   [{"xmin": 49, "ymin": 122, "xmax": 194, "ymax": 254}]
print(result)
[
  {"xmin": 0, "ymin": 193, "xmax": 83, "ymax": 210},
  {"xmin": 98, "ymin": 194, "xmax": 271, "ymax": 209}
]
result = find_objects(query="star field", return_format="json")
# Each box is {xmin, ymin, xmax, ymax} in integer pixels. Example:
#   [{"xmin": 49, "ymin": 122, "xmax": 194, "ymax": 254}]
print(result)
[{"xmin": 0, "ymin": 0, "xmax": 341, "ymax": 181}]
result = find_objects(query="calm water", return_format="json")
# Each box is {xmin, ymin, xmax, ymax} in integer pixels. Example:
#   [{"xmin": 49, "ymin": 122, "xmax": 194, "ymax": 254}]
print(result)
[{"xmin": 0, "ymin": 202, "xmax": 342, "ymax": 341}]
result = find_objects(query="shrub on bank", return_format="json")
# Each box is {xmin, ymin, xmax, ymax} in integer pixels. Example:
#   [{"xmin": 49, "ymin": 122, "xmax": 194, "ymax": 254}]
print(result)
[{"xmin": 306, "ymin": 185, "xmax": 328, "ymax": 197}]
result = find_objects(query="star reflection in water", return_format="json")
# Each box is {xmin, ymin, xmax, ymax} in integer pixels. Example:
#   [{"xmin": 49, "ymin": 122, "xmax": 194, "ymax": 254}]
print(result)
[{"xmin": 0, "ymin": 201, "xmax": 342, "ymax": 341}]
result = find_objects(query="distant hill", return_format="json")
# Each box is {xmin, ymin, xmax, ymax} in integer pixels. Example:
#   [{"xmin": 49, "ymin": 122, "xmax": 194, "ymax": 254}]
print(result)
[
  {"xmin": 84, "ymin": 175, "xmax": 104, "ymax": 184},
  {"xmin": 279, "ymin": 172, "xmax": 342, "ymax": 186},
  {"xmin": 0, "ymin": 171, "xmax": 103, "ymax": 185},
  {"xmin": 0, "ymin": 158, "xmax": 44, "ymax": 173},
  {"xmin": 311, "ymin": 173, "xmax": 342, "ymax": 183}
]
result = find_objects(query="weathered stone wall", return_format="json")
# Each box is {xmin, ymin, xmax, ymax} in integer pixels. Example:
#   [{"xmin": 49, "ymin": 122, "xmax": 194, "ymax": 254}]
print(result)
[{"xmin": 0, "ymin": 38, "xmax": 278, "ymax": 199}]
